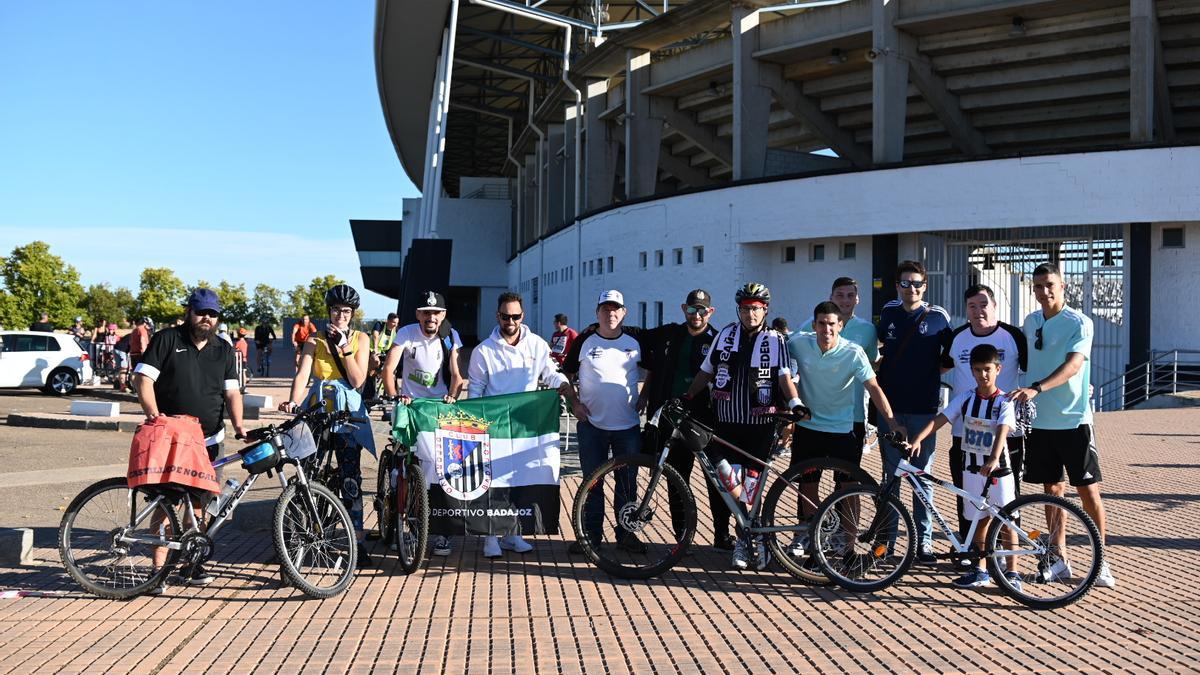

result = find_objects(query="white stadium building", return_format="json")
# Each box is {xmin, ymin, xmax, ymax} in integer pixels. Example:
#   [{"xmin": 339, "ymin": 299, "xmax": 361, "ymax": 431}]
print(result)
[{"xmin": 359, "ymin": 0, "xmax": 1200, "ymax": 410}]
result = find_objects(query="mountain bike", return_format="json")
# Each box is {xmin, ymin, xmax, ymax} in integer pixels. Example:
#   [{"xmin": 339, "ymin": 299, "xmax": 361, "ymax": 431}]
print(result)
[
  {"xmin": 58, "ymin": 406, "xmax": 359, "ymax": 600},
  {"xmin": 571, "ymin": 399, "xmax": 878, "ymax": 582},
  {"xmin": 371, "ymin": 399, "xmax": 428, "ymax": 573},
  {"xmin": 810, "ymin": 433, "xmax": 1103, "ymax": 609}
]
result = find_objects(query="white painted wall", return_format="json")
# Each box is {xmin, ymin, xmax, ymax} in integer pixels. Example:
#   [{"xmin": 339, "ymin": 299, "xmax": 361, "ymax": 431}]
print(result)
[{"xmin": 1151, "ymin": 221, "xmax": 1200, "ymax": 353}]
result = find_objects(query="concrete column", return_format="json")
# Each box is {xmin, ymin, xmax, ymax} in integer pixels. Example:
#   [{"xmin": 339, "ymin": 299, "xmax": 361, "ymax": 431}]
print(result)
[
  {"xmin": 1130, "ymin": 0, "xmax": 1158, "ymax": 141},
  {"xmin": 563, "ymin": 105, "xmax": 578, "ymax": 223},
  {"xmin": 585, "ymin": 79, "xmax": 619, "ymax": 211},
  {"xmin": 523, "ymin": 153, "xmax": 537, "ymax": 247},
  {"xmin": 732, "ymin": 3, "xmax": 771, "ymax": 180},
  {"xmin": 872, "ymin": 0, "xmax": 908, "ymax": 163},
  {"xmin": 624, "ymin": 49, "xmax": 663, "ymax": 199},
  {"xmin": 547, "ymin": 124, "xmax": 565, "ymax": 231}
]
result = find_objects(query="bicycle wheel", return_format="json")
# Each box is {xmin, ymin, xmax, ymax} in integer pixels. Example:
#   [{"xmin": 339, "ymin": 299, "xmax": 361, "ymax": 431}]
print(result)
[
  {"xmin": 760, "ymin": 458, "xmax": 879, "ymax": 585},
  {"xmin": 395, "ymin": 465, "xmax": 429, "ymax": 574},
  {"xmin": 374, "ymin": 447, "xmax": 396, "ymax": 546},
  {"xmin": 985, "ymin": 493, "xmax": 1102, "ymax": 609},
  {"xmin": 572, "ymin": 454, "xmax": 695, "ymax": 579},
  {"xmin": 59, "ymin": 477, "xmax": 180, "ymax": 599},
  {"xmin": 812, "ymin": 486, "xmax": 915, "ymax": 593},
  {"xmin": 273, "ymin": 482, "xmax": 357, "ymax": 599}
]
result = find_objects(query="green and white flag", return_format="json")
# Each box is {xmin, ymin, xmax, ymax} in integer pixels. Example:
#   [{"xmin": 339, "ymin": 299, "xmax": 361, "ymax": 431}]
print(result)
[{"xmin": 391, "ymin": 389, "xmax": 561, "ymax": 535}]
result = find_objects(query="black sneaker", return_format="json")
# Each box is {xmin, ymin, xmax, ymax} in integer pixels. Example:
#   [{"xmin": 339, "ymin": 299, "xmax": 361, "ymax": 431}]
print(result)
[
  {"xmin": 713, "ymin": 534, "xmax": 736, "ymax": 551},
  {"xmin": 186, "ymin": 565, "xmax": 215, "ymax": 587},
  {"xmin": 147, "ymin": 579, "xmax": 168, "ymax": 596},
  {"xmin": 568, "ymin": 535, "xmax": 599, "ymax": 555},
  {"xmin": 357, "ymin": 547, "xmax": 373, "ymax": 568},
  {"xmin": 617, "ymin": 532, "xmax": 647, "ymax": 554}
]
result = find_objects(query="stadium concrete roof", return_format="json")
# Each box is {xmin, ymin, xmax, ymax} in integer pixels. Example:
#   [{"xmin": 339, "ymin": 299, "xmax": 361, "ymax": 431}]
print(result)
[{"xmin": 377, "ymin": 0, "xmax": 1200, "ymax": 197}]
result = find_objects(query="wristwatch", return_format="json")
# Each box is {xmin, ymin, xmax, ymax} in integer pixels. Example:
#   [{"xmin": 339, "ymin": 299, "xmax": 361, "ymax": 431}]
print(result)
[{"xmin": 1031, "ymin": 381, "xmax": 1043, "ymax": 393}]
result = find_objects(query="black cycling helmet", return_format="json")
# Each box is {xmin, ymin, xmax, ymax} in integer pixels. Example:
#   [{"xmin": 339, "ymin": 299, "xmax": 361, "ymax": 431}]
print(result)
[
  {"xmin": 324, "ymin": 284, "xmax": 361, "ymax": 309},
  {"xmin": 735, "ymin": 282, "xmax": 771, "ymax": 306}
]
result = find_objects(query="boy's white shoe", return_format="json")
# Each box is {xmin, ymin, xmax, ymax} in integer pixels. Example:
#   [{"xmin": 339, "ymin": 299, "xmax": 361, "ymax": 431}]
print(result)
[
  {"xmin": 482, "ymin": 536, "xmax": 503, "ymax": 558},
  {"xmin": 1095, "ymin": 562, "xmax": 1116, "ymax": 588}
]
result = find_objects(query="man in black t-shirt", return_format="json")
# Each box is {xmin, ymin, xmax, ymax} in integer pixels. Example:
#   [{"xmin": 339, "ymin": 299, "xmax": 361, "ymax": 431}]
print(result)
[
  {"xmin": 134, "ymin": 288, "xmax": 244, "ymax": 590},
  {"xmin": 253, "ymin": 320, "xmax": 277, "ymax": 376}
]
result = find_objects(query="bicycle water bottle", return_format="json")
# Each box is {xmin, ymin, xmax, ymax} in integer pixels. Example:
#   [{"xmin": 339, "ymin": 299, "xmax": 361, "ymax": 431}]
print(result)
[
  {"xmin": 206, "ymin": 478, "xmax": 241, "ymax": 517},
  {"xmin": 716, "ymin": 460, "xmax": 743, "ymax": 499},
  {"xmin": 390, "ymin": 466, "xmax": 399, "ymax": 489},
  {"xmin": 741, "ymin": 469, "xmax": 761, "ymax": 505}
]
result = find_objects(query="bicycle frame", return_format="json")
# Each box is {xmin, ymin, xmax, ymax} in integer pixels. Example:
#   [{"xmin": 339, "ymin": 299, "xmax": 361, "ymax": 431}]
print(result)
[{"xmin": 879, "ymin": 457, "xmax": 1048, "ymax": 559}]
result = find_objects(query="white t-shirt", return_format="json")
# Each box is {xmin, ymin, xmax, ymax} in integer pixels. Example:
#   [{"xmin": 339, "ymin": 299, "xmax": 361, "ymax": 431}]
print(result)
[
  {"xmin": 562, "ymin": 329, "xmax": 643, "ymax": 431},
  {"xmin": 468, "ymin": 324, "xmax": 568, "ymax": 398},
  {"xmin": 390, "ymin": 323, "xmax": 462, "ymax": 399},
  {"xmin": 941, "ymin": 322, "xmax": 1026, "ymax": 436}
]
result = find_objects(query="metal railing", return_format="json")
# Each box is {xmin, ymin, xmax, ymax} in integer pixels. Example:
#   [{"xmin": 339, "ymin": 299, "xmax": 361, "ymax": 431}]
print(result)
[
  {"xmin": 1094, "ymin": 349, "xmax": 1200, "ymax": 412},
  {"xmin": 461, "ymin": 183, "xmax": 510, "ymax": 200}
]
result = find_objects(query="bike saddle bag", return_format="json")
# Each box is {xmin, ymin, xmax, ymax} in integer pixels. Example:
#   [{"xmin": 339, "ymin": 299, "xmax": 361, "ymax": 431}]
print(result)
[{"xmin": 240, "ymin": 440, "xmax": 281, "ymax": 474}]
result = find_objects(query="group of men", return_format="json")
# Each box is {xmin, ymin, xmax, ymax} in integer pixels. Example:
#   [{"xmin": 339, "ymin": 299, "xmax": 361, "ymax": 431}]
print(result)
[{"xmin": 130, "ymin": 259, "xmax": 1114, "ymax": 590}]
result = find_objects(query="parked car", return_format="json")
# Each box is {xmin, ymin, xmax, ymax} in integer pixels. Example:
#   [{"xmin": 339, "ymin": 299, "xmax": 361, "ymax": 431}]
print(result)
[{"xmin": 0, "ymin": 331, "xmax": 93, "ymax": 395}]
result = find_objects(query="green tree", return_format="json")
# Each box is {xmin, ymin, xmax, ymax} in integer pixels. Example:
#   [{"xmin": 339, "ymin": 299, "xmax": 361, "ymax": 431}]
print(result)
[
  {"xmin": 250, "ymin": 283, "xmax": 284, "ymax": 326},
  {"xmin": 81, "ymin": 283, "xmax": 137, "ymax": 326},
  {"xmin": 137, "ymin": 267, "xmax": 188, "ymax": 325},
  {"xmin": 0, "ymin": 291, "xmax": 18, "ymax": 330},
  {"xmin": 216, "ymin": 281, "xmax": 251, "ymax": 327},
  {"xmin": 0, "ymin": 241, "xmax": 84, "ymax": 328},
  {"xmin": 287, "ymin": 275, "xmax": 344, "ymax": 318}
]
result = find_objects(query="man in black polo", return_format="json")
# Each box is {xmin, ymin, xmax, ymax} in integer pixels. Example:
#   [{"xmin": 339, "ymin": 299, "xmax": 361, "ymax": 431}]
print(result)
[
  {"xmin": 134, "ymin": 287, "xmax": 245, "ymax": 589},
  {"xmin": 637, "ymin": 289, "xmax": 725, "ymax": 547}
]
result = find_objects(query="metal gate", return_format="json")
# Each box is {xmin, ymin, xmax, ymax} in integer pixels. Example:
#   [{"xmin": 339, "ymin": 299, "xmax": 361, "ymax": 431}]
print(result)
[{"xmin": 917, "ymin": 225, "xmax": 1127, "ymax": 404}]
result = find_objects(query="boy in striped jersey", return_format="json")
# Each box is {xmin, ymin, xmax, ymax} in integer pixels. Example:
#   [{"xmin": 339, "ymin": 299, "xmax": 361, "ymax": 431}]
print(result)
[{"xmin": 904, "ymin": 344, "xmax": 1019, "ymax": 589}]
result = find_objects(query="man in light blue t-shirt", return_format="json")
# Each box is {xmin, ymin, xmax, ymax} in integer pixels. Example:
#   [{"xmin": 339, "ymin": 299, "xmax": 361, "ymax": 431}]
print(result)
[
  {"xmin": 1011, "ymin": 262, "xmax": 1114, "ymax": 588},
  {"xmin": 789, "ymin": 301, "xmax": 903, "ymax": 556},
  {"xmin": 799, "ymin": 276, "xmax": 879, "ymax": 446}
]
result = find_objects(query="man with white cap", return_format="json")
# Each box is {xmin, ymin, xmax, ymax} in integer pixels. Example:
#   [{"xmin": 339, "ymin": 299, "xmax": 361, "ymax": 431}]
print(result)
[
  {"xmin": 561, "ymin": 290, "xmax": 647, "ymax": 554},
  {"xmin": 467, "ymin": 291, "xmax": 573, "ymax": 558}
]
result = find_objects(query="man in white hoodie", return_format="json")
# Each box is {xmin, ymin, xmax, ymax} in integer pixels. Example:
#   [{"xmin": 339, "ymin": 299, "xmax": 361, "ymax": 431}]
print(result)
[{"xmin": 468, "ymin": 291, "xmax": 573, "ymax": 558}]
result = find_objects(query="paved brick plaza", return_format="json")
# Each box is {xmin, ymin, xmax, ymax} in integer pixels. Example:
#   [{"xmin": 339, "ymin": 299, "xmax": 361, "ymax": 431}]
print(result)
[{"xmin": 0, "ymin": 407, "xmax": 1197, "ymax": 673}]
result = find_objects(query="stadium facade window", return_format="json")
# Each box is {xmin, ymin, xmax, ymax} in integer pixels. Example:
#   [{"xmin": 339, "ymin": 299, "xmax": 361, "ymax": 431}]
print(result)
[
  {"xmin": 654, "ymin": 301, "xmax": 664, "ymax": 327},
  {"xmin": 639, "ymin": 302, "xmax": 647, "ymax": 327},
  {"xmin": 607, "ymin": 256, "xmax": 614, "ymax": 273},
  {"xmin": 673, "ymin": 248, "xmax": 683, "ymax": 265},
  {"xmin": 782, "ymin": 245, "xmax": 796, "ymax": 263},
  {"xmin": 694, "ymin": 246, "xmax": 704, "ymax": 264},
  {"xmin": 1163, "ymin": 227, "xmax": 1185, "ymax": 249},
  {"xmin": 655, "ymin": 250, "xmax": 664, "ymax": 266},
  {"xmin": 810, "ymin": 243, "xmax": 826, "ymax": 262},
  {"xmin": 841, "ymin": 242, "xmax": 857, "ymax": 260},
  {"xmin": 640, "ymin": 251, "xmax": 647, "ymax": 269}
]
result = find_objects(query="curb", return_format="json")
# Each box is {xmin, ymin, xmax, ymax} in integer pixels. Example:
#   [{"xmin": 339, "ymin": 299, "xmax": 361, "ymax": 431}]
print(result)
[{"xmin": 6, "ymin": 413, "xmax": 140, "ymax": 432}]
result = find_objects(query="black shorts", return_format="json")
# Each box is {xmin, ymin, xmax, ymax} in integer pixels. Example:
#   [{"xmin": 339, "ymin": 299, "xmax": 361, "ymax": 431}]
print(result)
[
  {"xmin": 1023, "ymin": 425, "xmax": 1102, "ymax": 487},
  {"xmin": 790, "ymin": 425, "xmax": 861, "ymax": 483},
  {"xmin": 711, "ymin": 422, "xmax": 776, "ymax": 466}
]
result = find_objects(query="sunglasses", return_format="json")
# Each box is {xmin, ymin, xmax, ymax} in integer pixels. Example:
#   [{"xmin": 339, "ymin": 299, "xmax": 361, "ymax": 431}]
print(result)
[
  {"xmin": 898, "ymin": 279, "xmax": 927, "ymax": 289},
  {"xmin": 194, "ymin": 309, "xmax": 220, "ymax": 318},
  {"xmin": 1035, "ymin": 327, "xmax": 1043, "ymax": 350},
  {"xmin": 330, "ymin": 307, "xmax": 354, "ymax": 316},
  {"xmin": 499, "ymin": 312, "xmax": 523, "ymax": 322},
  {"xmin": 685, "ymin": 306, "xmax": 711, "ymax": 317}
]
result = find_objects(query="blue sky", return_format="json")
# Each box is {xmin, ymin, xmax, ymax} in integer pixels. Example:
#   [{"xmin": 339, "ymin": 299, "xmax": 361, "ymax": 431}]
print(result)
[{"xmin": 0, "ymin": 1, "xmax": 418, "ymax": 319}]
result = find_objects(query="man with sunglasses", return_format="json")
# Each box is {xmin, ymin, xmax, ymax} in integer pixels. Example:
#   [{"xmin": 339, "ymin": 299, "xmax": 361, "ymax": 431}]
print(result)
[
  {"xmin": 1011, "ymin": 263, "xmax": 1115, "ymax": 588},
  {"xmin": 876, "ymin": 260, "xmax": 952, "ymax": 564},
  {"xmin": 133, "ymin": 288, "xmax": 245, "ymax": 591},
  {"xmin": 637, "ymin": 289, "xmax": 726, "ymax": 548},
  {"xmin": 467, "ymin": 291, "xmax": 572, "ymax": 558}
]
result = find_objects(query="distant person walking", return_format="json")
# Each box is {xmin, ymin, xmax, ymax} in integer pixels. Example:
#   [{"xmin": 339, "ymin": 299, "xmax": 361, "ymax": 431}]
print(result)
[
  {"xmin": 292, "ymin": 314, "xmax": 316, "ymax": 370},
  {"xmin": 253, "ymin": 319, "xmax": 277, "ymax": 376},
  {"xmin": 549, "ymin": 314, "xmax": 578, "ymax": 369},
  {"xmin": 130, "ymin": 317, "xmax": 152, "ymax": 372}
]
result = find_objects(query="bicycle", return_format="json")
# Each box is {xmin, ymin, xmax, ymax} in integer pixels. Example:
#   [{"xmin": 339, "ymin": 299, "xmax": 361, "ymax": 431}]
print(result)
[
  {"xmin": 571, "ymin": 399, "xmax": 879, "ymax": 582},
  {"xmin": 58, "ymin": 405, "xmax": 360, "ymax": 600},
  {"xmin": 371, "ymin": 399, "xmax": 429, "ymax": 573},
  {"xmin": 810, "ymin": 432, "xmax": 1103, "ymax": 609}
]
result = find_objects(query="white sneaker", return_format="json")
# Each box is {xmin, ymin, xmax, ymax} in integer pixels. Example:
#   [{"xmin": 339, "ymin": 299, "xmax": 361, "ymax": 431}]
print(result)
[
  {"xmin": 788, "ymin": 532, "xmax": 808, "ymax": 557},
  {"xmin": 482, "ymin": 536, "xmax": 503, "ymax": 558},
  {"xmin": 1095, "ymin": 561, "xmax": 1116, "ymax": 588},
  {"xmin": 499, "ymin": 534, "xmax": 533, "ymax": 553},
  {"xmin": 732, "ymin": 539, "xmax": 750, "ymax": 570},
  {"xmin": 1037, "ymin": 555, "xmax": 1072, "ymax": 583},
  {"xmin": 754, "ymin": 537, "xmax": 772, "ymax": 571}
]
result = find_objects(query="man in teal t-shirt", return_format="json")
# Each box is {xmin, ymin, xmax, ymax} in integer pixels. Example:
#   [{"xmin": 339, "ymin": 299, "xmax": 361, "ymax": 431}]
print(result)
[
  {"xmin": 1011, "ymin": 262, "xmax": 1114, "ymax": 588},
  {"xmin": 799, "ymin": 276, "xmax": 879, "ymax": 445},
  {"xmin": 788, "ymin": 301, "xmax": 902, "ymax": 556}
]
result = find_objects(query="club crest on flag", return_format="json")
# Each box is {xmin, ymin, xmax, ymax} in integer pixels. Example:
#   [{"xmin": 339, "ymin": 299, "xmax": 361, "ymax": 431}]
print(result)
[{"xmin": 434, "ymin": 410, "xmax": 492, "ymax": 500}]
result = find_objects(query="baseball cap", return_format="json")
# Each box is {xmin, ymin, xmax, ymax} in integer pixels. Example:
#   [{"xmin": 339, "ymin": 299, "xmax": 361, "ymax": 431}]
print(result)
[
  {"xmin": 183, "ymin": 288, "xmax": 221, "ymax": 314},
  {"xmin": 237, "ymin": 327, "xmax": 248, "ymax": 336},
  {"xmin": 417, "ymin": 291, "xmax": 447, "ymax": 312},
  {"xmin": 685, "ymin": 289, "xmax": 712, "ymax": 308},
  {"xmin": 597, "ymin": 290, "xmax": 625, "ymax": 307}
]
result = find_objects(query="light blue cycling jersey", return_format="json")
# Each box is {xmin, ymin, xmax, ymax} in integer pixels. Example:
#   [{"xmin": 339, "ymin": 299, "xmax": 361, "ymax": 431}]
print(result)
[
  {"xmin": 788, "ymin": 333, "xmax": 875, "ymax": 434},
  {"xmin": 1023, "ymin": 305, "xmax": 1093, "ymax": 430},
  {"xmin": 800, "ymin": 315, "xmax": 878, "ymax": 422}
]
